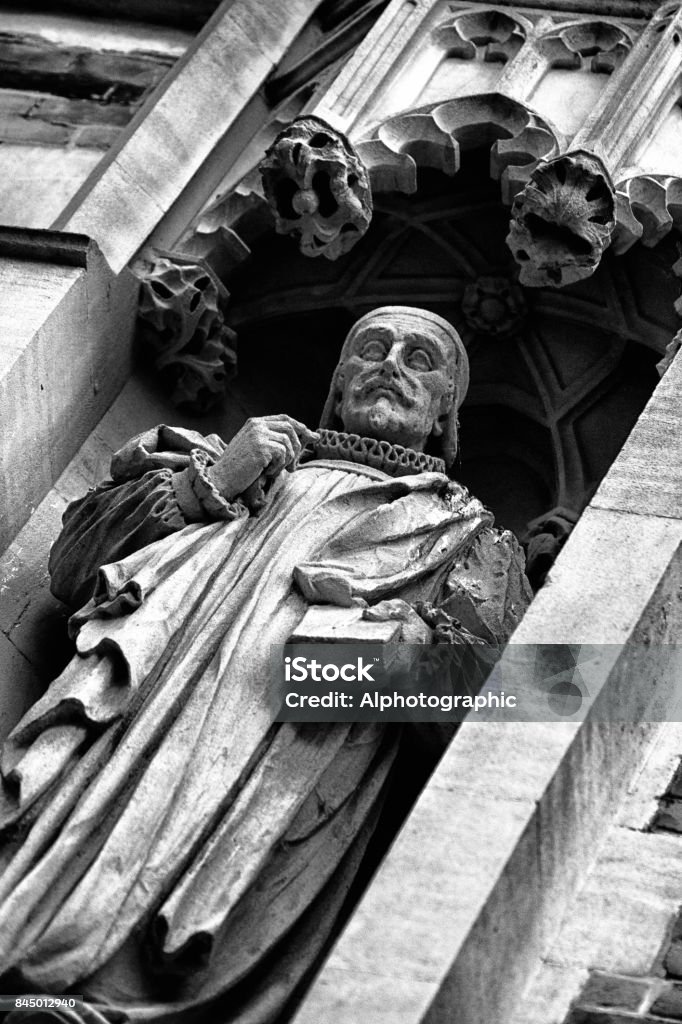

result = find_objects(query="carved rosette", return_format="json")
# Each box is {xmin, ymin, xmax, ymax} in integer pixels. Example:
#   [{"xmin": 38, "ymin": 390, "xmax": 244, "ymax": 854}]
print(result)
[
  {"xmin": 259, "ymin": 115, "xmax": 373, "ymax": 260},
  {"xmin": 462, "ymin": 277, "xmax": 526, "ymax": 337},
  {"xmin": 506, "ymin": 150, "xmax": 616, "ymax": 288},
  {"xmin": 136, "ymin": 253, "xmax": 237, "ymax": 413}
]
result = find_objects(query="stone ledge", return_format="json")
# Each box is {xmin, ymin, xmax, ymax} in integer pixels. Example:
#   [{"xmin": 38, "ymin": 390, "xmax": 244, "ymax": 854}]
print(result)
[
  {"xmin": 0, "ymin": 226, "xmax": 138, "ymax": 554},
  {"xmin": 0, "ymin": 225, "xmax": 91, "ymax": 265},
  {"xmin": 591, "ymin": 348, "xmax": 682, "ymax": 523},
  {"xmin": 54, "ymin": 0, "xmax": 323, "ymax": 273}
]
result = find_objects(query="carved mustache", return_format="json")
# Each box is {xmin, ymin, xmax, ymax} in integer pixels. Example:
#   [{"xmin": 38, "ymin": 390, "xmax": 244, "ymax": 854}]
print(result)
[{"xmin": 353, "ymin": 373, "xmax": 414, "ymax": 405}]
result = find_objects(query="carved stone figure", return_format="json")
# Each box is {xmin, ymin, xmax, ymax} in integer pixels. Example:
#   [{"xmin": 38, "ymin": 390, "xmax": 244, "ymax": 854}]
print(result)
[
  {"xmin": 259, "ymin": 115, "xmax": 373, "ymax": 259},
  {"xmin": 136, "ymin": 253, "xmax": 237, "ymax": 412},
  {"xmin": 506, "ymin": 149, "xmax": 616, "ymax": 288},
  {"xmin": 0, "ymin": 307, "xmax": 530, "ymax": 1023}
]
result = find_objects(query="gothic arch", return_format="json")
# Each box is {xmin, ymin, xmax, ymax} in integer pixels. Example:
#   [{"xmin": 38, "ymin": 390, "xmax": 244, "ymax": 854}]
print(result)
[
  {"xmin": 180, "ymin": 92, "xmax": 562, "ymax": 263},
  {"xmin": 152, "ymin": 98, "xmax": 677, "ymax": 569}
]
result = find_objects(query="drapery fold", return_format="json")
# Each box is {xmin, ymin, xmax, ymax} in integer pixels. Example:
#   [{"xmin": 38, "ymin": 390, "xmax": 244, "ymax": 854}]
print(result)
[{"xmin": 0, "ymin": 440, "xmax": 530, "ymax": 1022}]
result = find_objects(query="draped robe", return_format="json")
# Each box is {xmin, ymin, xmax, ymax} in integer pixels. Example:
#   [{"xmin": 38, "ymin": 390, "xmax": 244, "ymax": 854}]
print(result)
[{"xmin": 0, "ymin": 427, "xmax": 531, "ymax": 1023}]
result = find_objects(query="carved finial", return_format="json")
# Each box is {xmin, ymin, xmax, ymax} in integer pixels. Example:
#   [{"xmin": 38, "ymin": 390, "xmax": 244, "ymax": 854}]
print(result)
[
  {"xmin": 136, "ymin": 253, "xmax": 237, "ymax": 413},
  {"xmin": 656, "ymin": 329, "xmax": 682, "ymax": 378},
  {"xmin": 462, "ymin": 276, "xmax": 526, "ymax": 337},
  {"xmin": 523, "ymin": 507, "xmax": 578, "ymax": 590},
  {"xmin": 259, "ymin": 115, "xmax": 373, "ymax": 260},
  {"xmin": 506, "ymin": 150, "xmax": 616, "ymax": 288}
]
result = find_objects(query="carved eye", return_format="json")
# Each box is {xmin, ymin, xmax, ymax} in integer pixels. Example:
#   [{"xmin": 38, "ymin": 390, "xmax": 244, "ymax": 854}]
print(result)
[
  {"xmin": 406, "ymin": 347, "xmax": 433, "ymax": 371},
  {"xmin": 359, "ymin": 339, "xmax": 387, "ymax": 361}
]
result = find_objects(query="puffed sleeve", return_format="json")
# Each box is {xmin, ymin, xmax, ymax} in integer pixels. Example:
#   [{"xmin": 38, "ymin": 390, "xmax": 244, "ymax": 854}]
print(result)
[
  {"xmin": 48, "ymin": 424, "xmax": 243, "ymax": 609},
  {"xmin": 49, "ymin": 469, "xmax": 198, "ymax": 608}
]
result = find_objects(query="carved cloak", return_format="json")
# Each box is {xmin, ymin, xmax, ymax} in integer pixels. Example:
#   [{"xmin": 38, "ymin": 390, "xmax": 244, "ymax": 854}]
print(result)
[{"xmin": 0, "ymin": 428, "xmax": 529, "ymax": 1022}]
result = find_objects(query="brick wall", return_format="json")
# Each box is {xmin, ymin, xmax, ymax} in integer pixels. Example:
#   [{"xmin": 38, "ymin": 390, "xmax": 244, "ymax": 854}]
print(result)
[{"xmin": 563, "ymin": 766, "xmax": 682, "ymax": 1023}]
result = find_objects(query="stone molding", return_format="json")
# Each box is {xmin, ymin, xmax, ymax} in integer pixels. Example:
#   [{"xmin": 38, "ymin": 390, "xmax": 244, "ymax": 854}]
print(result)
[
  {"xmin": 355, "ymin": 93, "xmax": 559, "ymax": 197},
  {"xmin": 169, "ymin": 0, "xmax": 682, "ymax": 294},
  {"xmin": 0, "ymin": 227, "xmax": 138, "ymax": 554},
  {"xmin": 52, "ymin": 0, "xmax": 323, "ymax": 274},
  {"xmin": 613, "ymin": 173, "xmax": 682, "ymax": 252}
]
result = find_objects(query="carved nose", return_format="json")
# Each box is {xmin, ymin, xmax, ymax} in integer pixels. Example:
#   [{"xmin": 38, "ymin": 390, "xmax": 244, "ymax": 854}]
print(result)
[{"xmin": 379, "ymin": 347, "xmax": 402, "ymax": 374}]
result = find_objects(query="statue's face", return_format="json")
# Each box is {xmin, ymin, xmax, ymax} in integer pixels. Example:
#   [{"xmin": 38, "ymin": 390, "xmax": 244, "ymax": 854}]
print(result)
[{"xmin": 335, "ymin": 319, "xmax": 456, "ymax": 450}]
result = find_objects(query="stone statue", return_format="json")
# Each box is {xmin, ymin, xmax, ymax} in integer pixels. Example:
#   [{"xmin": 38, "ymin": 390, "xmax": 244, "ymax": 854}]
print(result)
[{"xmin": 0, "ymin": 307, "xmax": 531, "ymax": 1023}]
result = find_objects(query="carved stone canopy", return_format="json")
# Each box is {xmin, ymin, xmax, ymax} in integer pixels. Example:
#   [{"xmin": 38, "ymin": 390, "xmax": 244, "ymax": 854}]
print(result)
[
  {"xmin": 506, "ymin": 150, "xmax": 616, "ymax": 288},
  {"xmin": 259, "ymin": 115, "xmax": 373, "ymax": 260}
]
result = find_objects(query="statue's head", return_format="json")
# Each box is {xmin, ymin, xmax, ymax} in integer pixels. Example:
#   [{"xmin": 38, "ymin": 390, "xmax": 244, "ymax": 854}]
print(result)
[{"xmin": 320, "ymin": 306, "xmax": 469, "ymax": 470}]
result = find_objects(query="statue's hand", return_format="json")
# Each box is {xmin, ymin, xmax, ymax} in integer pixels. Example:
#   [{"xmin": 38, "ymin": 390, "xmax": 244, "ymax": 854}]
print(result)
[
  {"xmin": 207, "ymin": 415, "xmax": 318, "ymax": 503},
  {"xmin": 362, "ymin": 599, "xmax": 432, "ymax": 644}
]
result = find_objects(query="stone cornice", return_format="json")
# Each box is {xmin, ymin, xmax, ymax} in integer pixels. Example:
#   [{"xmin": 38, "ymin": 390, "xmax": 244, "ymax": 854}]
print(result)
[
  {"xmin": 480, "ymin": 0, "xmax": 663, "ymax": 16},
  {"xmin": 53, "ymin": 0, "xmax": 324, "ymax": 275}
]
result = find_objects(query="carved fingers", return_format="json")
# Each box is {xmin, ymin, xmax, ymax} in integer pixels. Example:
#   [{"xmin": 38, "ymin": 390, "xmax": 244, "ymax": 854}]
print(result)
[
  {"xmin": 259, "ymin": 415, "xmax": 318, "ymax": 475},
  {"xmin": 208, "ymin": 415, "xmax": 318, "ymax": 503}
]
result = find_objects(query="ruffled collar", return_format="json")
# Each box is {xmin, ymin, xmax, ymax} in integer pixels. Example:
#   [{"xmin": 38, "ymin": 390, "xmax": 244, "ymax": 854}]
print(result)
[{"xmin": 303, "ymin": 428, "xmax": 446, "ymax": 478}]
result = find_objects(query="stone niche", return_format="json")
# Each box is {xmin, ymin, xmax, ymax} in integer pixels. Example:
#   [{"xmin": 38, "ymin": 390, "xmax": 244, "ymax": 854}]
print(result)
[{"xmin": 223, "ymin": 158, "xmax": 670, "ymax": 543}]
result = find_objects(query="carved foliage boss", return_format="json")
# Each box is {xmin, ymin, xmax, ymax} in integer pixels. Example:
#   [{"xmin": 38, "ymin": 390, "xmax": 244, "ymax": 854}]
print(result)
[
  {"xmin": 506, "ymin": 150, "xmax": 616, "ymax": 288},
  {"xmin": 260, "ymin": 116, "xmax": 373, "ymax": 260},
  {"xmin": 137, "ymin": 254, "xmax": 237, "ymax": 412}
]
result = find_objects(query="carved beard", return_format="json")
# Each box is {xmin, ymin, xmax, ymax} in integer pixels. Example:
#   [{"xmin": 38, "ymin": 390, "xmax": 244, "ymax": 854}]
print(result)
[{"xmin": 367, "ymin": 397, "xmax": 396, "ymax": 437}]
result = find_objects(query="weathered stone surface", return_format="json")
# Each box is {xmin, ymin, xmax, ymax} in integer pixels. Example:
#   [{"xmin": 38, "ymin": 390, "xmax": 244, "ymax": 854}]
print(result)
[
  {"xmin": 0, "ymin": 145, "xmax": 102, "ymax": 228},
  {"xmin": 665, "ymin": 764, "xmax": 682, "ymax": 802},
  {"xmin": 0, "ymin": 307, "xmax": 529, "ymax": 1023},
  {"xmin": 136, "ymin": 252, "xmax": 237, "ymax": 412},
  {"xmin": 0, "ymin": 230, "xmax": 138, "ymax": 553},
  {"xmin": 579, "ymin": 972, "xmax": 649, "ymax": 1012},
  {"xmin": 72, "ymin": 124, "xmax": 120, "ymax": 149},
  {"xmin": 260, "ymin": 115, "xmax": 372, "ymax": 260},
  {"xmin": 616, "ymin": 722, "xmax": 682, "ymax": 831},
  {"xmin": 0, "ymin": 31, "xmax": 172, "ymax": 100},
  {"xmin": 508, "ymin": 963, "xmax": 589, "ymax": 1024},
  {"xmin": 506, "ymin": 150, "xmax": 616, "ymax": 288},
  {"xmin": 550, "ymin": 830, "xmax": 682, "ymax": 976},
  {"xmin": 354, "ymin": 94, "xmax": 558, "ymax": 199},
  {"xmin": 649, "ymin": 983, "xmax": 682, "ymax": 1020},
  {"xmin": 295, "ymin": 504, "xmax": 682, "ymax": 1024},
  {"xmin": 12, "ymin": 0, "xmax": 220, "ymax": 29},
  {"xmin": 57, "ymin": 0, "xmax": 323, "ymax": 273},
  {"xmin": 651, "ymin": 801, "xmax": 682, "ymax": 834},
  {"xmin": 30, "ymin": 95, "xmax": 133, "ymax": 127},
  {"xmin": 592, "ymin": 344, "xmax": 682, "ymax": 521},
  {"xmin": 566, "ymin": 1011, "xmax": 640, "ymax": 1024},
  {"xmin": 0, "ymin": 115, "xmax": 69, "ymax": 145},
  {"xmin": 0, "ymin": 92, "xmax": 140, "ymax": 147},
  {"xmin": 665, "ymin": 940, "xmax": 682, "ymax": 979}
]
